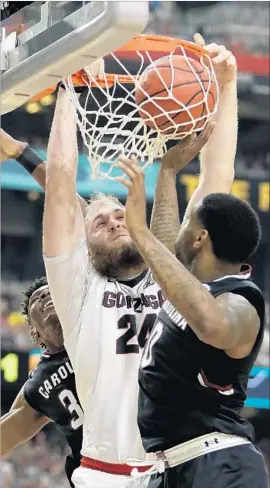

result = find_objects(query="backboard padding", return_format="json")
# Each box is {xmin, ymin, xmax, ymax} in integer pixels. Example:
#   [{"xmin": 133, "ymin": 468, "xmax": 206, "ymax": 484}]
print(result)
[{"xmin": 1, "ymin": 1, "xmax": 149, "ymax": 114}]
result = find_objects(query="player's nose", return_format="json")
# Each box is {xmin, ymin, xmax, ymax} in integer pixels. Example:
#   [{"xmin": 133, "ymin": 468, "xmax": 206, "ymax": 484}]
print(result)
[{"xmin": 109, "ymin": 218, "xmax": 121, "ymax": 231}]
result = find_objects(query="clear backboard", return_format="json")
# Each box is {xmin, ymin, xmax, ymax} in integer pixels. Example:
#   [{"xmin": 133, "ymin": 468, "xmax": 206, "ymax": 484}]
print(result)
[{"xmin": 0, "ymin": 1, "xmax": 149, "ymax": 114}]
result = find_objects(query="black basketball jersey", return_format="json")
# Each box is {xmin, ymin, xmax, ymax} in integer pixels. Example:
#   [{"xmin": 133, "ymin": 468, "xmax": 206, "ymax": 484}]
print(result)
[
  {"xmin": 24, "ymin": 349, "xmax": 83, "ymax": 470},
  {"xmin": 138, "ymin": 275, "xmax": 265, "ymax": 453}
]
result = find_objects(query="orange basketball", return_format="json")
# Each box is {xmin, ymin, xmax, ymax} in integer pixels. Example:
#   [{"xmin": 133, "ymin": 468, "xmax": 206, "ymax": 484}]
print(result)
[{"xmin": 135, "ymin": 55, "xmax": 217, "ymax": 134}]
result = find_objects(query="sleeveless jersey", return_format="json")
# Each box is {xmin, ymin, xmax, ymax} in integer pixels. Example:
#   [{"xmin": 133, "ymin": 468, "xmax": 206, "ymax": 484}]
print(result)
[
  {"xmin": 24, "ymin": 349, "xmax": 83, "ymax": 466},
  {"xmin": 138, "ymin": 275, "xmax": 265, "ymax": 452},
  {"xmin": 44, "ymin": 239, "xmax": 164, "ymax": 463}
]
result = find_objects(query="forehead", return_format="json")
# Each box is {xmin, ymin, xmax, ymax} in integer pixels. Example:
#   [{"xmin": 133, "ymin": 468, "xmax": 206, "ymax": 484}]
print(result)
[
  {"xmin": 29, "ymin": 285, "xmax": 49, "ymax": 305},
  {"xmin": 86, "ymin": 202, "xmax": 125, "ymax": 224}
]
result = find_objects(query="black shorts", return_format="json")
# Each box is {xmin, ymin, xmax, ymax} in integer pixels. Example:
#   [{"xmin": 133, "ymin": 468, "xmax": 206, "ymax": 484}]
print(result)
[
  {"xmin": 146, "ymin": 444, "xmax": 269, "ymax": 488},
  {"xmin": 65, "ymin": 455, "xmax": 81, "ymax": 488}
]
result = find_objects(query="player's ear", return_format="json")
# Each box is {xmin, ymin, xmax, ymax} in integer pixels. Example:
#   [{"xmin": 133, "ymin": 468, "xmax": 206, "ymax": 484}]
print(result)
[{"xmin": 192, "ymin": 229, "xmax": 208, "ymax": 250}]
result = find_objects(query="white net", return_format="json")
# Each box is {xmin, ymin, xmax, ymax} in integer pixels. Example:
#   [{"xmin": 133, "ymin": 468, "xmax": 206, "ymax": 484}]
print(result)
[{"xmin": 64, "ymin": 37, "xmax": 219, "ymax": 180}]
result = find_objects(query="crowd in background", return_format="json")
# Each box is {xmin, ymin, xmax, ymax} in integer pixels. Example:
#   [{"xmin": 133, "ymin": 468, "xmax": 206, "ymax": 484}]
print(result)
[{"xmin": 1, "ymin": 427, "xmax": 69, "ymax": 488}]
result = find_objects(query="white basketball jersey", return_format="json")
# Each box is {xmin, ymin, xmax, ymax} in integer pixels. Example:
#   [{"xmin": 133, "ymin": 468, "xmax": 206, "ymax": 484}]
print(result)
[{"xmin": 45, "ymin": 238, "xmax": 163, "ymax": 463}]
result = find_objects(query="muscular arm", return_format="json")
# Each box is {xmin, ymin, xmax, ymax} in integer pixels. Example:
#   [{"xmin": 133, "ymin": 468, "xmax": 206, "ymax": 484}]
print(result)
[
  {"xmin": 150, "ymin": 166, "xmax": 180, "ymax": 254},
  {"xmin": 130, "ymin": 227, "xmax": 259, "ymax": 354},
  {"xmin": 43, "ymin": 87, "xmax": 85, "ymax": 257},
  {"xmin": 150, "ymin": 125, "xmax": 214, "ymax": 254},
  {"xmin": 43, "ymin": 89, "xmax": 94, "ymax": 345},
  {"xmin": 150, "ymin": 81, "xmax": 237, "ymax": 253},
  {"xmin": 0, "ymin": 387, "xmax": 51, "ymax": 456},
  {"xmin": 183, "ymin": 80, "xmax": 237, "ymax": 221}
]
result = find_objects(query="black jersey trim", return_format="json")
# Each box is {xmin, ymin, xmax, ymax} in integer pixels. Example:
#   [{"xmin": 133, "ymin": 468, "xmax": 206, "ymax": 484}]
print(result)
[
  {"xmin": 41, "ymin": 348, "xmax": 66, "ymax": 359},
  {"xmin": 115, "ymin": 268, "xmax": 149, "ymax": 288}
]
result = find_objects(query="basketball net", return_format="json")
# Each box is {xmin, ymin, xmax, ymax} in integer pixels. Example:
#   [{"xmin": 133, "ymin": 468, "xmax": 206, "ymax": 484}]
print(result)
[{"xmin": 63, "ymin": 35, "xmax": 219, "ymax": 180}]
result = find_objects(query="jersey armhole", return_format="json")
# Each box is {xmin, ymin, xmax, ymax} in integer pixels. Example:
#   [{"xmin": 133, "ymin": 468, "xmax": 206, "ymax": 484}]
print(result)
[{"xmin": 23, "ymin": 380, "xmax": 49, "ymax": 418}]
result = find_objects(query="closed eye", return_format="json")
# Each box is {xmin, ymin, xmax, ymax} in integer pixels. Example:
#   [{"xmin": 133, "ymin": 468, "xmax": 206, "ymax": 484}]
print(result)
[{"xmin": 97, "ymin": 221, "xmax": 105, "ymax": 228}]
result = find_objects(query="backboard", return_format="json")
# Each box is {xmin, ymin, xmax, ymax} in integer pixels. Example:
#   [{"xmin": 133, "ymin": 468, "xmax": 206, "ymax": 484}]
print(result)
[{"xmin": 0, "ymin": 1, "xmax": 149, "ymax": 114}]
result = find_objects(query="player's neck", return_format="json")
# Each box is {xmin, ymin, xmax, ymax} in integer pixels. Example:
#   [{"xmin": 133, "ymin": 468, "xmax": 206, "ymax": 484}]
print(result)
[
  {"xmin": 114, "ymin": 263, "xmax": 147, "ymax": 280},
  {"xmin": 45, "ymin": 342, "xmax": 64, "ymax": 354},
  {"xmin": 191, "ymin": 257, "xmax": 241, "ymax": 283}
]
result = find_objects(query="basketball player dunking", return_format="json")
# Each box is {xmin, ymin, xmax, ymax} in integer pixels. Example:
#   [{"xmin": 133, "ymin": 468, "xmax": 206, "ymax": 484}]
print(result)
[
  {"xmin": 3, "ymin": 35, "xmax": 239, "ymax": 488},
  {"xmin": 0, "ymin": 278, "xmax": 83, "ymax": 487}
]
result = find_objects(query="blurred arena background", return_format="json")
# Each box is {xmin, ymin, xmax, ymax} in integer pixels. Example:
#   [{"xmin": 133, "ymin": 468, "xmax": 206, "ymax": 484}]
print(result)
[{"xmin": 1, "ymin": 1, "xmax": 269, "ymax": 487}]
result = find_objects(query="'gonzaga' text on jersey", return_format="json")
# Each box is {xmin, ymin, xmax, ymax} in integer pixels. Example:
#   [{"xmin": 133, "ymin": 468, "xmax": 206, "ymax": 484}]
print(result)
[{"xmin": 44, "ymin": 238, "xmax": 163, "ymax": 463}]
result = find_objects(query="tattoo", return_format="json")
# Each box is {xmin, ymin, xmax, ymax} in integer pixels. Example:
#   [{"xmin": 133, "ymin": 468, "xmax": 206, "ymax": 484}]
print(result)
[
  {"xmin": 131, "ymin": 228, "xmax": 226, "ymax": 338},
  {"xmin": 150, "ymin": 169, "xmax": 180, "ymax": 253}
]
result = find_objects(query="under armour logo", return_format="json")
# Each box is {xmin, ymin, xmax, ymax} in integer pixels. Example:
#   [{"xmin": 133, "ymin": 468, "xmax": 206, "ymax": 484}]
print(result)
[
  {"xmin": 204, "ymin": 438, "xmax": 219, "ymax": 447},
  {"xmin": 155, "ymin": 451, "xmax": 170, "ymax": 469}
]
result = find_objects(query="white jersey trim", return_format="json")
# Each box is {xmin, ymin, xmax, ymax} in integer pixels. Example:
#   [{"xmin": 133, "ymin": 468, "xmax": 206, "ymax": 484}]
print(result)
[{"xmin": 213, "ymin": 273, "xmax": 251, "ymax": 282}]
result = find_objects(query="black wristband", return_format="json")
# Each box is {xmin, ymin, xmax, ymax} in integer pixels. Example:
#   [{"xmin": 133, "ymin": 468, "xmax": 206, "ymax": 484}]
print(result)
[{"xmin": 16, "ymin": 145, "xmax": 44, "ymax": 174}]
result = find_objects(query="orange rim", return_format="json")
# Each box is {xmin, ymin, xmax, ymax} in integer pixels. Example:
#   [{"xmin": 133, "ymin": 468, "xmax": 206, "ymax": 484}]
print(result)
[{"xmin": 30, "ymin": 34, "xmax": 210, "ymax": 101}]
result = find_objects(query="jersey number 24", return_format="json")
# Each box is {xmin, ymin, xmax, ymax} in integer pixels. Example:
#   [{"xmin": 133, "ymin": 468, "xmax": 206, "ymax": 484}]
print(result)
[{"xmin": 116, "ymin": 313, "xmax": 157, "ymax": 354}]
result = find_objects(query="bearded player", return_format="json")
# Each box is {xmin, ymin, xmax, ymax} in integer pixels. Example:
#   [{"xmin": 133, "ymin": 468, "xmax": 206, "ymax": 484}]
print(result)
[
  {"xmin": 0, "ymin": 278, "xmax": 83, "ymax": 487},
  {"xmin": 2, "ymin": 35, "xmax": 238, "ymax": 488}
]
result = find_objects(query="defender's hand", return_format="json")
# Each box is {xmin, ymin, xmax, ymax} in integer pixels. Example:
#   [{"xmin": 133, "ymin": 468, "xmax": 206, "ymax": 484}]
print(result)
[
  {"xmin": 161, "ymin": 121, "xmax": 215, "ymax": 174},
  {"xmin": 0, "ymin": 129, "xmax": 27, "ymax": 163},
  {"xmin": 194, "ymin": 33, "xmax": 237, "ymax": 86},
  {"xmin": 116, "ymin": 156, "xmax": 147, "ymax": 234}
]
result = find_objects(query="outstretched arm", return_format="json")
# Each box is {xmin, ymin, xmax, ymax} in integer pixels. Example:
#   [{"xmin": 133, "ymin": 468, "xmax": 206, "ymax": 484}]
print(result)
[
  {"xmin": 183, "ymin": 34, "xmax": 237, "ymax": 221},
  {"xmin": 43, "ymin": 87, "xmax": 85, "ymax": 257},
  {"xmin": 43, "ymin": 88, "xmax": 95, "ymax": 349},
  {"xmin": 150, "ymin": 125, "xmax": 214, "ymax": 253},
  {"xmin": 0, "ymin": 128, "xmax": 88, "ymax": 215},
  {"xmin": 117, "ymin": 158, "xmax": 260, "ymax": 355},
  {"xmin": 150, "ymin": 35, "xmax": 237, "ymax": 252},
  {"xmin": 0, "ymin": 387, "xmax": 50, "ymax": 456}
]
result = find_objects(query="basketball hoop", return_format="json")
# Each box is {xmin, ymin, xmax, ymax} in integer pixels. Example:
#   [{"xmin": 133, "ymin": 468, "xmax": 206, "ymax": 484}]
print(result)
[{"xmin": 39, "ymin": 34, "xmax": 219, "ymax": 180}]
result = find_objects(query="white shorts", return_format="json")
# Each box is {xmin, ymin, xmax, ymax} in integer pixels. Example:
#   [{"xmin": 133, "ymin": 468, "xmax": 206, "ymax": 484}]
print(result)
[{"xmin": 71, "ymin": 466, "xmax": 149, "ymax": 488}]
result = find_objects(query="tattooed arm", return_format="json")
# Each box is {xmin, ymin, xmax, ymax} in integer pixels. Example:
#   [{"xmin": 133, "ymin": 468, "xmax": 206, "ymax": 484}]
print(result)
[
  {"xmin": 117, "ymin": 157, "xmax": 259, "ymax": 356},
  {"xmin": 150, "ymin": 124, "xmax": 213, "ymax": 253},
  {"xmin": 129, "ymin": 227, "xmax": 259, "ymax": 354}
]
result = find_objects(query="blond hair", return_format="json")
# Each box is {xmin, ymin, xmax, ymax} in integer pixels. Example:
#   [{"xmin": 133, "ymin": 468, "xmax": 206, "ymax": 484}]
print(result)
[{"xmin": 85, "ymin": 192, "xmax": 125, "ymax": 225}]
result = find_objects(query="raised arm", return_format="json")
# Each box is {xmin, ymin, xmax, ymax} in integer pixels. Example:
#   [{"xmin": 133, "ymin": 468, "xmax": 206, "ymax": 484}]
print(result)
[
  {"xmin": 150, "ymin": 35, "xmax": 237, "ymax": 251},
  {"xmin": 42, "ymin": 88, "xmax": 95, "ymax": 349},
  {"xmin": 0, "ymin": 128, "xmax": 88, "ymax": 215},
  {"xmin": 150, "ymin": 125, "xmax": 214, "ymax": 253},
  {"xmin": 0, "ymin": 386, "xmax": 50, "ymax": 456},
  {"xmin": 117, "ymin": 159, "xmax": 260, "ymax": 357},
  {"xmin": 43, "ymin": 87, "xmax": 85, "ymax": 257},
  {"xmin": 183, "ymin": 34, "xmax": 237, "ymax": 220}
]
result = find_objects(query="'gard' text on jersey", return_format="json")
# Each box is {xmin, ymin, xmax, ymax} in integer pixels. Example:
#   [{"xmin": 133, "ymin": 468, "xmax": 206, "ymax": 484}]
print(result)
[{"xmin": 38, "ymin": 360, "xmax": 74, "ymax": 399}]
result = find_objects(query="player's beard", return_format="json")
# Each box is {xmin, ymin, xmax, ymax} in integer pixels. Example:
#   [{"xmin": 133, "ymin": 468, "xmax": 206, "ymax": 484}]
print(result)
[{"xmin": 89, "ymin": 241, "xmax": 144, "ymax": 277}]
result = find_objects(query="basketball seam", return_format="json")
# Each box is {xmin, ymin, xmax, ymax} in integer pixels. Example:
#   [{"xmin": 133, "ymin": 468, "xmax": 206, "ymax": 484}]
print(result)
[
  {"xmin": 157, "ymin": 89, "xmax": 205, "ymax": 130},
  {"xmin": 138, "ymin": 79, "xmax": 211, "ymax": 105},
  {"xmin": 146, "ymin": 64, "xmax": 205, "ymax": 75},
  {"xmin": 158, "ymin": 84, "xmax": 215, "ymax": 130}
]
